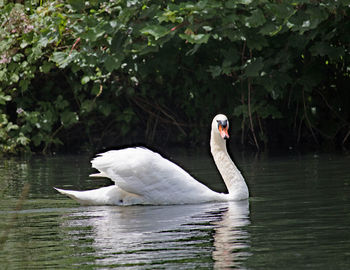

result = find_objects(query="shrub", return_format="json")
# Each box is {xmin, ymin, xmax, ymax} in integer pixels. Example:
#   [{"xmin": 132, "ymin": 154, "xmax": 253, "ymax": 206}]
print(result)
[{"xmin": 0, "ymin": 0, "xmax": 349, "ymax": 153}]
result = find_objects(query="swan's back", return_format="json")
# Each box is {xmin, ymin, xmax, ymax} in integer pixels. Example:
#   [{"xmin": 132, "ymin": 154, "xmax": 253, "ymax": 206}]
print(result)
[{"xmin": 91, "ymin": 148, "xmax": 225, "ymax": 204}]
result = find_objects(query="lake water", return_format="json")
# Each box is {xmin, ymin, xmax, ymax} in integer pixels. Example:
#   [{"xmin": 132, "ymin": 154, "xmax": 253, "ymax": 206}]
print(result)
[{"xmin": 1, "ymin": 150, "xmax": 350, "ymax": 269}]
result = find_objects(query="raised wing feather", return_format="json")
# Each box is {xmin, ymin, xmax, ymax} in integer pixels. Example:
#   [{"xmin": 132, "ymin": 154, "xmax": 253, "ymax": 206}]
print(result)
[{"xmin": 91, "ymin": 148, "xmax": 221, "ymax": 204}]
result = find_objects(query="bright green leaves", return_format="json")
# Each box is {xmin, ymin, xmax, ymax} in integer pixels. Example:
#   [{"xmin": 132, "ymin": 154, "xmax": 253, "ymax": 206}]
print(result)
[
  {"xmin": 158, "ymin": 9, "xmax": 183, "ymax": 24},
  {"xmin": 0, "ymin": 93, "xmax": 12, "ymax": 105},
  {"xmin": 81, "ymin": 75, "xmax": 90, "ymax": 85},
  {"xmin": 51, "ymin": 51, "xmax": 76, "ymax": 68}
]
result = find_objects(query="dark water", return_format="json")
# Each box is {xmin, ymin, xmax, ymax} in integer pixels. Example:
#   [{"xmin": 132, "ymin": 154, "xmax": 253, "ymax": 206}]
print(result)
[{"xmin": 1, "ymin": 150, "xmax": 350, "ymax": 269}]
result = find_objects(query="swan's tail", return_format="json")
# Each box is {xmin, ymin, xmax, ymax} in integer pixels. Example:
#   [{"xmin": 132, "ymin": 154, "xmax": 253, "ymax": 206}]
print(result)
[
  {"xmin": 89, "ymin": 172, "xmax": 109, "ymax": 178},
  {"xmin": 54, "ymin": 187, "xmax": 90, "ymax": 205},
  {"xmin": 54, "ymin": 186, "xmax": 140, "ymax": 205},
  {"xmin": 54, "ymin": 186, "xmax": 120, "ymax": 205}
]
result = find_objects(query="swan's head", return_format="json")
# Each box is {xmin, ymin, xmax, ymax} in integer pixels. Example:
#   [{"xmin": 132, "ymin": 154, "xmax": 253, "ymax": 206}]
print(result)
[{"xmin": 212, "ymin": 114, "xmax": 229, "ymax": 140}]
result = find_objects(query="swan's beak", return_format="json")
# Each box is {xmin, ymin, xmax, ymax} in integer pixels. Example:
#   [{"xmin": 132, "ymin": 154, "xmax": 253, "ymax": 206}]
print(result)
[{"xmin": 219, "ymin": 125, "xmax": 229, "ymax": 140}]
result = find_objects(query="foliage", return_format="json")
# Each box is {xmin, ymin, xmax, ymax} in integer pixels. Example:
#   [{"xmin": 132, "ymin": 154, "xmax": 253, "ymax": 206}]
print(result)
[{"xmin": 0, "ymin": 0, "xmax": 349, "ymax": 154}]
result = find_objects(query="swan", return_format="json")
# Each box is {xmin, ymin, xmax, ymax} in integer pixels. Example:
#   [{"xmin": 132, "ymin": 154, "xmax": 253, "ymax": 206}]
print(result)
[{"xmin": 55, "ymin": 114, "xmax": 249, "ymax": 205}]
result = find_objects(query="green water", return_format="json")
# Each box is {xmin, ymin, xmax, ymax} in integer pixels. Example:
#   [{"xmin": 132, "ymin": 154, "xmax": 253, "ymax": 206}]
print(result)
[{"xmin": 1, "ymin": 151, "xmax": 350, "ymax": 269}]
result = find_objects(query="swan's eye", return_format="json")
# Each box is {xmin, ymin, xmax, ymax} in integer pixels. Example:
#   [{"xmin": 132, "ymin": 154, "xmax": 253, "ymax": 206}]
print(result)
[{"xmin": 217, "ymin": 120, "xmax": 228, "ymax": 128}]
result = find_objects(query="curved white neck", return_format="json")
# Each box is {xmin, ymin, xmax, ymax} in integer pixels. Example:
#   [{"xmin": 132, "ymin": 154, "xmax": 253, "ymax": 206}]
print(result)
[{"xmin": 210, "ymin": 131, "xmax": 249, "ymax": 200}]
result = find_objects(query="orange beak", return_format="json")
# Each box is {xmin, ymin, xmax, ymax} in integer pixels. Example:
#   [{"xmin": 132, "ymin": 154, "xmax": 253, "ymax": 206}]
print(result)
[{"xmin": 219, "ymin": 125, "xmax": 229, "ymax": 139}]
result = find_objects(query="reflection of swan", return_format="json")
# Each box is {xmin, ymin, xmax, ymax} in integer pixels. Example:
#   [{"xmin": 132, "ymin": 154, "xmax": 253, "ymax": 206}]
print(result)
[
  {"xmin": 61, "ymin": 201, "xmax": 250, "ymax": 268},
  {"xmin": 213, "ymin": 201, "xmax": 251, "ymax": 269},
  {"xmin": 55, "ymin": 114, "xmax": 249, "ymax": 205}
]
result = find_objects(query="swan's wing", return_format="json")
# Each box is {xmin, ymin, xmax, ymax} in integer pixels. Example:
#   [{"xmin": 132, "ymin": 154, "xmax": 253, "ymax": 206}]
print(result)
[{"xmin": 91, "ymin": 148, "xmax": 219, "ymax": 204}]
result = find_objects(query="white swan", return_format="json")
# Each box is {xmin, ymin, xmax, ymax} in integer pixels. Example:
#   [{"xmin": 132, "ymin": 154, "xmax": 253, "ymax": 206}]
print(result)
[{"xmin": 55, "ymin": 114, "xmax": 249, "ymax": 205}]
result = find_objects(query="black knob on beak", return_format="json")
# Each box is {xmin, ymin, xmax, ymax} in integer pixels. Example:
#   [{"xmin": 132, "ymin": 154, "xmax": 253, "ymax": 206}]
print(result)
[{"xmin": 217, "ymin": 119, "xmax": 228, "ymax": 128}]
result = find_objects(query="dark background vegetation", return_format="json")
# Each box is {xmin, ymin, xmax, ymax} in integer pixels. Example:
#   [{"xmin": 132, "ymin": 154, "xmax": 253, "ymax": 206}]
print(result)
[{"xmin": 0, "ymin": 0, "xmax": 349, "ymax": 154}]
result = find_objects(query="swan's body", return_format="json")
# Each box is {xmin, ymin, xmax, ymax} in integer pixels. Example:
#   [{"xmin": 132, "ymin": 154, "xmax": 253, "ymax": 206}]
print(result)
[{"xmin": 55, "ymin": 114, "xmax": 249, "ymax": 205}]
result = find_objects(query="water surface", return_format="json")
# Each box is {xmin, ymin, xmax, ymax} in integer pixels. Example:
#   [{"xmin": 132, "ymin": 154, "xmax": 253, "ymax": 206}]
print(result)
[{"xmin": 0, "ymin": 151, "xmax": 349, "ymax": 269}]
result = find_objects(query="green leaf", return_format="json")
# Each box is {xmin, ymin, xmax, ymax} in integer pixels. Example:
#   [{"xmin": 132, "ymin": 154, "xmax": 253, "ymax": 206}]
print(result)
[
  {"xmin": 55, "ymin": 95, "xmax": 69, "ymax": 110},
  {"xmin": 19, "ymin": 79, "xmax": 30, "ymax": 91},
  {"xmin": 208, "ymin": 66, "xmax": 221, "ymax": 78},
  {"xmin": 81, "ymin": 100, "xmax": 95, "ymax": 114},
  {"xmin": 51, "ymin": 52, "xmax": 71, "ymax": 68},
  {"xmin": 38, "ymin": 36, "xmax": 49, "ymax": 47},
  {"xmin": 140, "ymin": 25, "xmax": 169, "ymax": 40},
  {"xmin": 0, "ymin": 94, "xmax": 12, "ymax": 105},
  {"xmin": 81, "ymin": 27, "xmax": 106, "ymax": 42},
  {"xmin": 259, "ymin": 22, "xmax": 282, "ymax": 36},
  {"xmin": 10, "ymin": 73, "xmax": 19, "ymax": 83},
  {"xmin": 32, "ymin": 133, "xmax": 43, "ymax": 147},
  {"xmin": 236, "ymin": 0, "xmax": 252, "ymax": 5},
  {"xmin": 67, "ymin": 0, "xmax": 85, "ymax": 11},
  {"xmin": 310, "ymin": 42, "xmax": 345, "ymax": 60},
  {"xmin": 104, "ymin": 56, "xmax": 122, "ymax": 72},
  {"xmin": 16, "ymin": 133, "xmax": 30, "ymax": 146},
  {"xmin": 12, "ymin": 53, "xmax": 24, "ymax": 62},
  {"xmin": 40, "ymin": 61, "xmax": 54, "ymax": 73},
  {"xmin": 81, "ymin": 75, "xmax": 90, "ymax": 85},
  {"xmin": 60, "ymin": 111, "xmax": 79, "ymax": 126},
  {"xmin": 6, "ymin": 122, "xmax": 19, "ymax": 132},
  {"xmin": 246, "ymin": 31, "xmax": 268, "ymax": 50},
  {"xmin": 179, "ymin": 33, "xmax": 210, "ymax": 44},
  {"xmin": 245, "ymin": 9, "xmax": 266, "ymax": 28},
  {"xmin": 202, "ymin": 26, "xmax": 213, "ymax": 32},
  {"xmin": 266, "ymin": 3, "xmax": 295, "ymax": 20}
]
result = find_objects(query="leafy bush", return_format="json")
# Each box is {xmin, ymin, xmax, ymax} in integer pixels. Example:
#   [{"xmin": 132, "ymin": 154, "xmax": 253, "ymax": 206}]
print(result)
[{"xmin": 0, "ymin": 0, "xmax": 349, "ymax": 154}]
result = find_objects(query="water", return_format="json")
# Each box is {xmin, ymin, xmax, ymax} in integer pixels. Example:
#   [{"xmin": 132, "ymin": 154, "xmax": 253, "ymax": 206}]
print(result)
[{"xmin": 0, "ymin": 150, "xmax": 350, "ymax": 269}]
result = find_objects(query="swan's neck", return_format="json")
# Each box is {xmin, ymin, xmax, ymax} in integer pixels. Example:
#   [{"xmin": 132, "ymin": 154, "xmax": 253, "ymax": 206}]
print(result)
[{"xmin": 210, "ymin": 132, "xmax": 249, "ymax": 199}]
